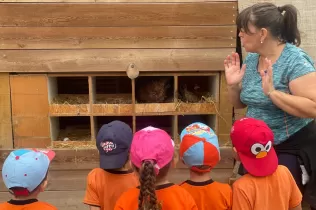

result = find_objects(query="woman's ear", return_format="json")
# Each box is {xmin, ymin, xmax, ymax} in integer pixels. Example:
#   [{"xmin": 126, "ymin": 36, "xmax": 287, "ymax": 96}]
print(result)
[{"xmin": 260, "ymin": 28, "xmax": 268, "ymax": 43}]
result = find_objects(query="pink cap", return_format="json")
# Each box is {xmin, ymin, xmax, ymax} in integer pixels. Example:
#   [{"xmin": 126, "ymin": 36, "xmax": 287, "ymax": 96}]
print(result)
[{"xmin": 130, "ymin": 126, "xmax": 174, "ymax": 175}]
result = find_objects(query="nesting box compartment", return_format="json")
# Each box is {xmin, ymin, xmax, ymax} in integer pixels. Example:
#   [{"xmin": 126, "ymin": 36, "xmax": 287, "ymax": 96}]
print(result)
[
  {"xmin": 136, "ymin": 116, "xmax": 174, "ymax": 136},
  {"xmin": 96, "ymin": 116, "xmax": 133, "ymax": 130},
  {"xmin": 178, "ymin": 115, "xmax": 217, "ymax": 134},
  {"xmin": 135, "ymin": 76, "xmax": 175, "ymax": 115},
  {"xmin": 177, "ymin": 75, "xmax": 219, "ymax": 114},
  {"xmin": 51, "ymin": 116, "xmax": 91, "ymax": 141},
  {"xmin": 92, "ymin": 76, "xmax": 133, "ymax": 116},
  {"xmin": 49, "ymin": 77, "xmax": 90, "ymax": 116}
]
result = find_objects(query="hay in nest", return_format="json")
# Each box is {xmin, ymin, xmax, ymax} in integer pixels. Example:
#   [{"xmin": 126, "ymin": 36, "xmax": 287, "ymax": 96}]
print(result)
[
  {"xmin": 179, "ymin": 85, "xmax": 214, "ymax": 103},
  {"xmin": 56, "ymin": 126, "xmax": 91, "ymax": 141},
  {"xmin": 136, "ymin": 77, "xmax": 172, "ymax": 103},
  {"xmin": 176, "ymin": 93, "xmax": 230, "ymax": 128},
  {"xmin": 51, "ymin": 141, "xmax": 96, "ymax": 149},
  {"xmin": 96, "ymin": 94, "xmax": 132, "ymax": 104},
  {"xmin": 48, "ymin": 141, "xmax": 96, "ymax": 150},
  {"xmin": 52, "ymin": 94, "xmax": 89, "ymax": 104}
]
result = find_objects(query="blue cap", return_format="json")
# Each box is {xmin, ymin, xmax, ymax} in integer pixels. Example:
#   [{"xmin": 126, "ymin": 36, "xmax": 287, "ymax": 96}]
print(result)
[
  {"xmin": 2, "ymin": 149, "xmax": 55, "ymax": 195},
  {"xmin": 179, "ymin": 122, "xmax": 220, "ymax": 171},
  {"xmin": 96, "ymin": 120, "xmax": 133, "ymax": 169}
]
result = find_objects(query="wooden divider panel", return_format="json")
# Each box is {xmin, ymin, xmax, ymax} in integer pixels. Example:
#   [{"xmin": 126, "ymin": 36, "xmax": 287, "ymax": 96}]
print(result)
[
  {"xmin": 218, "ymin": 72, "xmax": 233, "ymax": 146},
  {"xmin": 0, "ymin": 73, "xmax": 13, "ymax": 148},
  {"xmin": 10, "ymin": 75, "xmax": 51, "ymax": 148}
]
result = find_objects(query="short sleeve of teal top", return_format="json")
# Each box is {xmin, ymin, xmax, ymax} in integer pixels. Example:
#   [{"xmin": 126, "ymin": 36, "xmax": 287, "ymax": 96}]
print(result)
[{"xmin": 240, "ymin": 43, "xmax": 315, "ymax": 145}]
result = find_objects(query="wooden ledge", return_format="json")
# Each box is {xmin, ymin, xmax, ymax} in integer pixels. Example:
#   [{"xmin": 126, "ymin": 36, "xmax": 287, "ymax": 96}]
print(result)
[{"xmin": 0, "ymin": 147, "xmax": 233, "ymax": 170}]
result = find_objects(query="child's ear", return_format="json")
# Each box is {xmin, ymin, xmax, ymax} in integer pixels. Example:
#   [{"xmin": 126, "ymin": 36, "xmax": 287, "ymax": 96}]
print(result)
[
  {"xmin": 172, "ymin": 151, "xmax": 179, "ymax": 168},
  {"xmin": 39, "ymin": 179, "xmax": 48, "ymax": 192},
  {"xmin": 232, "ymin": 147, "xmax": 240, "ymax": 161},
  {"xmin": 128, "ymin": 159, "xmax": 132, "ymax": 169}
]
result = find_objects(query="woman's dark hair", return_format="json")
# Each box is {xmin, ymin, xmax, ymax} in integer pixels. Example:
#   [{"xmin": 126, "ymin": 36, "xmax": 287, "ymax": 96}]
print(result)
[
  {"xmin": 135, "ymin": 161, "xmax": 171, "ymax": 210},
  {"xmin": 237, "ymin": 3, "xmax": 301, "ymax": 46}
]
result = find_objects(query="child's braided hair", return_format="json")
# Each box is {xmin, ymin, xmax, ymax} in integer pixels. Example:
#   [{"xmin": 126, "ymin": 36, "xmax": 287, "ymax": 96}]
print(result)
[{"xmin": 138, "ymin": 160, "xmax": 162, "ymax": 210}]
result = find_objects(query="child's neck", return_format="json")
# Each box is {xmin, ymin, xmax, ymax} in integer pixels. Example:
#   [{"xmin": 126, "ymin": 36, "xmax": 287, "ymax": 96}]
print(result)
[
  {"xmin": 189, "ymin": 170, "xmax": 211, "ymax": 182},
  {"xmin": 155, "ymin": 177, "xmax": 170, "ymax": 186},
  {"xmin": 13, "ymin": 194, "xmax": 38, "ymax": 201},
  {"xmin": 114, "ymin": 163, "xmax": 132, "ymax": 171}
]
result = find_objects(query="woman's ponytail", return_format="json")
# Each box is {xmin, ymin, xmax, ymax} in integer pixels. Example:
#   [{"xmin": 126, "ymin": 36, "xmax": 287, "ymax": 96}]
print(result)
[
  {"xmin": 236, "ymin": 3, "xmax": 301, "ymax": 46},
  {"xmin": 278, "ymin": 4, "xmax": 301, "ymax": 46}
]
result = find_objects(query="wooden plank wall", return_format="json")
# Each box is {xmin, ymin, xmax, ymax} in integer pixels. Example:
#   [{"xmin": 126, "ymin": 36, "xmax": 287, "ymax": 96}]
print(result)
[{"xmin": 0, "ymin": 1, "xmax": 237, "ymax": 73}]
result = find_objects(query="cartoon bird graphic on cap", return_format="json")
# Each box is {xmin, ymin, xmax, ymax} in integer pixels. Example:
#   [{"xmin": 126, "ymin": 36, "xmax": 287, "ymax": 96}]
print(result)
[{"xmin": 251, "ymin": 141, "xmax": 272, "ymax": 159}]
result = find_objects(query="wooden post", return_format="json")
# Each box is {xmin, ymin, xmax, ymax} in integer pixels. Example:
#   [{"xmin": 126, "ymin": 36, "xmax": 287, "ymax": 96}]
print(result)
[
  {"xmin": 89, "ymin": 76, "xmax": 97, "ymax": 141},
  {"xmin": 131, "ymin": 79, "xmax": 136, "ymax": 133},
  {"xmin": 218, "ymin": 72, "xmax": 233, "ymax": 146}
]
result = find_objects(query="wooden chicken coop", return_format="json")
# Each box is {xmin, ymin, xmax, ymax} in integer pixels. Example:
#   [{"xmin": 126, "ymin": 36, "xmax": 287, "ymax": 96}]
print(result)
[{"xmin": 0, "ymin": 0, "xmax": 237, "ymax": 187}]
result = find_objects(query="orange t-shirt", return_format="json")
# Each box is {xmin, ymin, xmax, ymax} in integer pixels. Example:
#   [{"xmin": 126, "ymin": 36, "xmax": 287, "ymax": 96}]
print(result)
[
  {"xmin": 0, "ymin": 199, "xmax": 57, "ymax": 210},
  {"xmin": 180, "ymin": 179, "xmax": 232, "ymax": 210},
  {"xmin": 114, "ymin": 183, "xmax": 198, "ymax": 210},
  {"xmin": 83, "ymin": 168, "xmax": 139, "ymax": 210},
  {"xmin": 232, "ymin": 165, "xmax": 302, "ymax": 210}
]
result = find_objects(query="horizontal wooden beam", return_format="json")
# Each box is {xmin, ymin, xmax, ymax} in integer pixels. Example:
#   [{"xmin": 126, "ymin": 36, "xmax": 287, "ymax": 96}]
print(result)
[
  {"xmin": 0, "ymin": 48, "xmax": 233, "ymax": 72},
  {"xmin": 0, "ymin": 147, "xmax": 233, "ymax": 170},
  {"xmin": 47, "ymin": 72, "xmax": 219, "ymax": 77},
  {"xmin": 0, "ymin": 169, "xmax": 233, "ymax": 194},
  {"xmin": 0, "ymin": 26, "xmax": 236, "ymax": 49},
  {"xmin": 0, "ymin": 0, "xmax": 237, "ymax": 2},
  {"xmin": 0, "ymin": 3, "xmax": 237, "ymax": 27}
]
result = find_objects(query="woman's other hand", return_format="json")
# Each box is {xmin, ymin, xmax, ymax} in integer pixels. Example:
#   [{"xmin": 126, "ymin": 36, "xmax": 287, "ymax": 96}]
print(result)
[
  {"xmin": 260, "ymin": 58, "xmax": 275, "ymax": 96},
  {"xmin": 224, "ymin": 52, "xmax": 246, "ymax": 86}
]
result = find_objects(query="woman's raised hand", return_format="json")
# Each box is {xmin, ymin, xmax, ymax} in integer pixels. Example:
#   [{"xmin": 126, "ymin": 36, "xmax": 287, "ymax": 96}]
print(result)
[
  {"xmin": 259, "ymin": 57, "xmax": 275, "ymax": 96},
  {"xmin": 224, "ymin": 52, "xmax": 246, "ymax": 86}
]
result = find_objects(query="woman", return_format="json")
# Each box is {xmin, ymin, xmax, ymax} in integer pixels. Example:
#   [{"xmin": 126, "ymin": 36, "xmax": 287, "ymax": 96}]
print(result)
[{"xmin": 224, "ymin": 2, "xmax": 316, "ymax": 209}]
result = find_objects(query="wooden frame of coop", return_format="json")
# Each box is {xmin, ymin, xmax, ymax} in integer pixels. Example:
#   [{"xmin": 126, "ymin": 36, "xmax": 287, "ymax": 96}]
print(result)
[{"xmin": 0, "ymin": 0, "xmax": 237, "ymax": 172}]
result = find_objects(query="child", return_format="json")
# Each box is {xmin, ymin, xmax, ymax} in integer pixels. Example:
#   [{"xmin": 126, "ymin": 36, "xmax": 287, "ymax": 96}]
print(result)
[
  {"xmin": 0, "ymin": 148, "xmax": 56, "ymax": 210},
  {"xmin": 230, "ymin": 117, "xmax": 302, "ymax": 210},
  {"xmin": 83, "ymin": 120, "xmax": 139, "ymax": 210},
  {"xmin": 114, "ymin": 126, "xmax": 198, "ymax": 210},
  {"xmin": 179, "ymin": 122, "xmax": 232, "ymax": 210}
]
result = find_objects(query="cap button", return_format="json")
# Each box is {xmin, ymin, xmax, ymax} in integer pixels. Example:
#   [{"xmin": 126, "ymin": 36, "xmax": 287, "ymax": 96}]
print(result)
[{"xmin": 15, "ymin": 156, "xmax": 20, "ymax": 160}]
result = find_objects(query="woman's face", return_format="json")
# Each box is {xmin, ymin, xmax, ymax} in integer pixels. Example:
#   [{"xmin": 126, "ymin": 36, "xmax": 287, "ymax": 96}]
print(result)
[{"xmin": 239, "ymin": 23, "xmax": 262, "ymax": 53}]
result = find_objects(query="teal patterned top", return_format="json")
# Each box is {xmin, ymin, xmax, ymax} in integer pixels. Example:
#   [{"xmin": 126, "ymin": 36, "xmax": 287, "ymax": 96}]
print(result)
[{"xmin": 240, "ymin": 43, "xmax": 315, "ymax": 145}]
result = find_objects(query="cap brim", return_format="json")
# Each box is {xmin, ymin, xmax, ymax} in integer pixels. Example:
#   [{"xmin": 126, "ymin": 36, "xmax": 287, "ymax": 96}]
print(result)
[
  {"xmin": 32, "ymin": 149, "xmax": 55, "ymax": 161},
  {"xmin": 99, "ymin": 150, "xmax": 129, "ymax": 169},
  {"xmin": 238, "ymin": 148, "xmax": 278, "ymax": 177}
]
